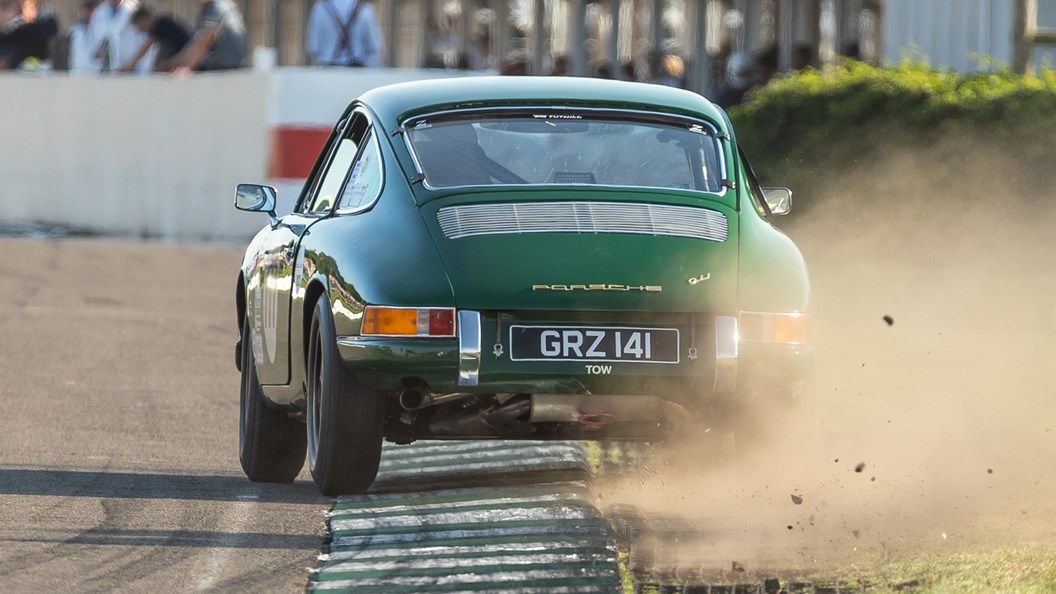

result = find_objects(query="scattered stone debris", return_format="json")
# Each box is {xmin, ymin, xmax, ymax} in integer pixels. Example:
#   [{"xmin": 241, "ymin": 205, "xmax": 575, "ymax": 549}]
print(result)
[
  {"xmin": 883, "ymin": 315, "xmax": 894, "ymax": 325},
  {"xmin": 791, "ymin": 494, "xmax": 804, "ymax": 505},
  {"xmin": 987, "ymin": 468, "xmax": 994, "ymax": 474},
  {"xmin": 855, "ymin": 462, "xmax": 866, "ymax": 473},
  {"xmin": 732, "ymin": 561, "xmax": 746, "ymax": 573}
]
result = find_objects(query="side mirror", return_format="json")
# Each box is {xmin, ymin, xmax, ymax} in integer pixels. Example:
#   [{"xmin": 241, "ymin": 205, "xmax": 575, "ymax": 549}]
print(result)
[
  {"xmin": 234, "ymin": 183, "xmax": 277, "ymax": 213},
  {"xmin": 761, "ymin": 187, "xmax": 792, "ymax": 216}
]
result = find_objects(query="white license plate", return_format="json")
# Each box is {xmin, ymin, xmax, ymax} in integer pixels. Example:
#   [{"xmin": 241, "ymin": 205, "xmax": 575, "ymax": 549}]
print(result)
[{"xmin": 508, "ymin": 325, "xmax": 680, "ymax": 363}]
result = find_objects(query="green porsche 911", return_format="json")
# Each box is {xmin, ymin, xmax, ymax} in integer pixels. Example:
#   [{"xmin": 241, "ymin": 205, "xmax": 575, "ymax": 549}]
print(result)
[{"xmin": 234, "ymin": 76, "xmax": 812, "ymax": 495}]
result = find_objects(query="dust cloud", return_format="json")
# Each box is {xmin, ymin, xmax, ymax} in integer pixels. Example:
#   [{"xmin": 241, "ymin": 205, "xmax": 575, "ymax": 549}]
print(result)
[{"xmin": 598, "ymin": 136, "xmax": 1056, "ymax": 578}]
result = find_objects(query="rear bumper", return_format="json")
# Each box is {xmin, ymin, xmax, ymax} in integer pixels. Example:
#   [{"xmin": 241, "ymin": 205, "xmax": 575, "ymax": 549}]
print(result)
[
  {"xmin": 336, "ymin": 310, "xmax": 812, "ymax": 401},
  {"xmin": 335, "ymin": 336, "xmax": 459, "ymax": 390}
]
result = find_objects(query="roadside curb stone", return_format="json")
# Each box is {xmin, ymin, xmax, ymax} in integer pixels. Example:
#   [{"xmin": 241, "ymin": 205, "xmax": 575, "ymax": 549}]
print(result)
[{"xmin": 308, "ymin": 441, "xmax": 621, "ymax": 593}]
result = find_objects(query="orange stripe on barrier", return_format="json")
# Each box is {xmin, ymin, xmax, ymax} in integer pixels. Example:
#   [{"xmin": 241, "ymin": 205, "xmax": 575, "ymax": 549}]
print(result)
[{"xmin": 268, "ymin": 126, "xmax": 332, "ymax": 180}]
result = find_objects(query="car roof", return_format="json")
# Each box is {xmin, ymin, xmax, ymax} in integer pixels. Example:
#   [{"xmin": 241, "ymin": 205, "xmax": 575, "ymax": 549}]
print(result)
[{"xmin": 358, "ymin": 76, "xmax": 730, "ymax": 132}]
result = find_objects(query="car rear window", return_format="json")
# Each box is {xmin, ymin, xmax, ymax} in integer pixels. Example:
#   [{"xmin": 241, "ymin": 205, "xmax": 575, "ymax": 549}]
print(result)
[{"xmin": 405, "ymin": 111, "xmax": 727, "ymax": 193}]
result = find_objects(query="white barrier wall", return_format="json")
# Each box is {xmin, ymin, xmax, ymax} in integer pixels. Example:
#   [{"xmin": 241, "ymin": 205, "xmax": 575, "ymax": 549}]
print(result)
[
  {"xmin": 0, "ymin": 68, "xmax": 469, "ymax": 242},
  {"xmin": 882, "ymin": 0, "xmax": 1015, "ymax": 71}
]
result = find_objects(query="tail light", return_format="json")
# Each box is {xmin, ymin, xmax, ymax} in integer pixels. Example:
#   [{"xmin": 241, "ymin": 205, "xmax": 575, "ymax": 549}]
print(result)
[
  {"xmin": 738, "ymin": 311, "xmax": 810, "ymax": 345},
  {"xmin": 361, "ymin": 306, "xmax": 456, "ymax": 337}
]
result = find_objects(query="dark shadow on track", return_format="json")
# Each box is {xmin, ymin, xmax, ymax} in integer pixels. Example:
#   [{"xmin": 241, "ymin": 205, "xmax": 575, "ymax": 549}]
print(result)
[
  {"xmin": 0, "ymin": 468, "xmax": 328, "ymax": 504},
  {"xmin": 3, "ymin": 528, "xmax": 321, "ymax": 549}
]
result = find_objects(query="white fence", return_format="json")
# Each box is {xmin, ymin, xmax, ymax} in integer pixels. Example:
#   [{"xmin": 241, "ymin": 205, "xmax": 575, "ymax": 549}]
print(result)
[
  {"xmin": 0, "ymin": 68, "xmax": 466, "ymax": 242},
  {"xmin": 882, "ymin": 0, "xmax": 1015, "ymax": 71}
]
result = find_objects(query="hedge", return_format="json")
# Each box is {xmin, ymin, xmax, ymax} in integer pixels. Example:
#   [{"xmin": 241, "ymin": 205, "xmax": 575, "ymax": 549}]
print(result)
[{"xmin": 728, "ymin": 60, "xmax": 1056, "ymax": 191}]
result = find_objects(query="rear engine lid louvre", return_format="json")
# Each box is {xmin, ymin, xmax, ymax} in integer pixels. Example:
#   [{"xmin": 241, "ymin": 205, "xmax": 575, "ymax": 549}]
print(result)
[{"xmin": 437, "ymin": 201, "xmax": 728, "ymax": 243}]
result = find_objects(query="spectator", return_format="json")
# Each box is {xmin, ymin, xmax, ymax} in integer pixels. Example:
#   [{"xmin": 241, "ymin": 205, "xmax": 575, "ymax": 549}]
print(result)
[
  {"xmin": 89, "ymin": 0, "xmax": 150, "ymax": 73},
  {"xmin": 645, "ymin": 50, "xmax": 661, "ymax": 82},
  {"xmin": 713, "ymin": 52, "xmax": 760, "ymax": 109},
  {"xmin": 755, "ymin": 44, "xmax": 779, "ymax": 82},
  {"xmin": 67, "ymin": 0, "xmax": 98, "ymax": 72},
  {"xmin": 23, "ymin": 0, "xmax": 59, "ymax": 48},
  {"xmin": 117, "ymin": 5, "xmax": 190, "ymax": 72},
  {"xmin": 709, "ymin": 40, "xmax": 732, "ymax": 91},
  {"xmin": 305, "ymin": 0, "xmax": 382, "ymax": 67},
  {"xmin": 0, "ymin": 0, "xmax": 13, "ymax": 24},
  {"xmin": 653, "ymin": 53, "xmax": 685, "ymax": 87},
  {"xmin": 0, "ymin": 0, "xmax": 51, "ymax": 70},
  {"xmin": 593, "ymin": 62, "xmax": 613, "ymax": 79},
  {"xmin": 422, "ymin": 52, "xmax": 444, "ymax": 69},
  {"xmin": 464, "ymin": 32, "xmax": 489, "ymax": 71},
  {"xmin": 169, "ymin": 0, "xmax": 247, "ymax": 73},
  {"xmin": 550, "ymin": 54, "xmax": 567, "ymax": 75},
  {"xmin": 1, "ymin": 0, "xmax": 23, "ymax": 68},
  {"xmin": 620, "ymin": 60, "xmax": 637, "ymax": 81},
  {"xmin": 499, "ymin": 55, "xmax": 527, "ymax": 75}
]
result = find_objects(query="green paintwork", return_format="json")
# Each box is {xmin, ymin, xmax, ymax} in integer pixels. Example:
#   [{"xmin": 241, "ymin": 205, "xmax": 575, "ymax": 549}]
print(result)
[
  {"xmin": 360, "ymin": 76, "xmax": 731, "ymax": 141},
  {"xmin": 737, "ymin": 180, "xmax": 811, "ymax": 313},
  {"xmin": 236, "ymin": 76, "xmax": 810, "ymax": 423},
  {"xmin": 335, "ymin": 337, "xmax": 458, "ymax": 391},
  {"xmin": 419, "ymin": 189, "xmax": 739, "ymax": 312}
]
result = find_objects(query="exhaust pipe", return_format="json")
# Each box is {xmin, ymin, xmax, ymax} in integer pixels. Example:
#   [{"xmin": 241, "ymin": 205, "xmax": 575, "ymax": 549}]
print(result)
[
  {"xmin": 529, "ymin": 394, "xmax": 666, "ymax": 423},
  {"xmin": 577, "ymin": 412, "xmax": 617, "ymax": 430},
  {"xmin": 530, "ymin": 395, "xmax": 696, "ymax": 432},
  {"xmin": 398, "ymin": 388, "xmax": 477, "ymax": 411},
  {"xmin": 428, "ymin": 397, "xmax": 531, "ymax": 436},
  {"xmin": 398, "ymin": 388, "xmax": 429, "ymax": 411}
]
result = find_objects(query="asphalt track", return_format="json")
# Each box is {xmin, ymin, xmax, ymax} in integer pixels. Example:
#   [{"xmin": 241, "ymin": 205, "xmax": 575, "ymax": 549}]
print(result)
[
  {"xmin": 0, "ymin": 237, "xmax": 330, "ymax": 592},
  {"xmin": 0, "ymin": 237, "xmax": 623, "ymax": 593}
]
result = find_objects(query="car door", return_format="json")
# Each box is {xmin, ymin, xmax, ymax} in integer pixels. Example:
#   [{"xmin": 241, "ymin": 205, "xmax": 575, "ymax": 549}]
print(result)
[{"xmin": 251, "ymin": 111, "xmax": 371, "ymax": 386}]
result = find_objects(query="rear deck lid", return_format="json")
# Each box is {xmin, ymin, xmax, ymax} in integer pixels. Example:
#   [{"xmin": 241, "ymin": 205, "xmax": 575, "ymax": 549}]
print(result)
[{"xmin": 420, "ymin": 189, "xmax": 739, "ymax": 313}]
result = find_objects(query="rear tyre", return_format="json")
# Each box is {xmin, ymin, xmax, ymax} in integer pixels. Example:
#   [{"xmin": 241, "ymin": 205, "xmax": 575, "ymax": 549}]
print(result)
[
  {"xmin": 306, "ymin": 298, "xmax": 385, "ymax": 496},
  {"xmin": 239, "ymin": 316, "xmax": 307, "ymax": 483}
]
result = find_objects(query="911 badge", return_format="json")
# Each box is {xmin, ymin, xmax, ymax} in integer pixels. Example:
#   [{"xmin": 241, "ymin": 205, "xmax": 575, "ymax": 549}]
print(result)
[{"xmin": 687, "ymin": 273, "xmax": 711, "ymax": 285}]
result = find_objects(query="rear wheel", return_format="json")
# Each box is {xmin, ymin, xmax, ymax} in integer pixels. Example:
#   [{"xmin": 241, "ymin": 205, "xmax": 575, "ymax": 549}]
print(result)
[
  {"xmin": 239, "ymin": 316, "xmax": 306, "ymax": 482},
  {"xmin": 306, "ymin": 298, "xmax": 385, "ymax": 496}
]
